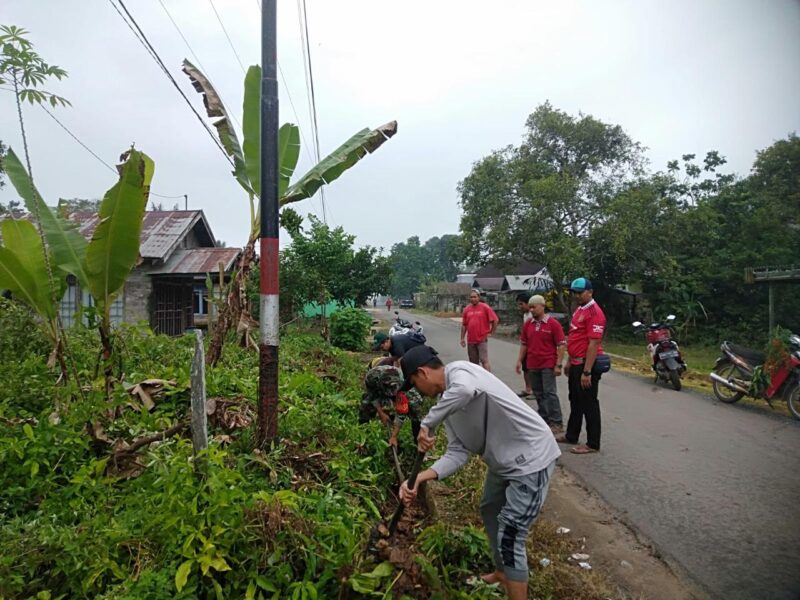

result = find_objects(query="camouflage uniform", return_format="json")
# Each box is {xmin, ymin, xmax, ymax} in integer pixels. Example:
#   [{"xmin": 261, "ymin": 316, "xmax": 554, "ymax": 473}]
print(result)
[{"xmin": 359, "ymin": 366, "xmax": 422, "ymax": 436}]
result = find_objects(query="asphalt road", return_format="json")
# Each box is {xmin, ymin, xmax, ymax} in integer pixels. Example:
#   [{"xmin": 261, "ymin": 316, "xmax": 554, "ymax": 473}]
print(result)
[{"xmin": 377, "ymin": 308, "xmax": 800, "ymax": 600}]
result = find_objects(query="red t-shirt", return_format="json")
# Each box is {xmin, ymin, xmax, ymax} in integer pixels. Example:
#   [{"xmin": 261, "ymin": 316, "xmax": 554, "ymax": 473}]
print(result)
[
  {"xmin": 462, "ymin": 302, "xmax": 498, "ymax": 344},
  {"xmin": 567, "ymin": 299, "xmax": 606, "ymax": 365},
  {"xmin": 520, "ymin": 314, "xmax": 566, "ymax": 369}
]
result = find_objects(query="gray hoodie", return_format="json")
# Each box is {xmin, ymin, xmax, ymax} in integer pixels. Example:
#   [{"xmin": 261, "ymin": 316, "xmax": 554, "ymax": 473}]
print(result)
[{"xmin": 421, "ymin": 361, "xmax": 561, "ymax": 479}]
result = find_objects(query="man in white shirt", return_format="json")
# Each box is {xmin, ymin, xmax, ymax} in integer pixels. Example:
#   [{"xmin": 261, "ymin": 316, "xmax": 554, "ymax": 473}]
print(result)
[{"xmin": 399, "ymin": 345, "xmax": 561, "ymax": 600}]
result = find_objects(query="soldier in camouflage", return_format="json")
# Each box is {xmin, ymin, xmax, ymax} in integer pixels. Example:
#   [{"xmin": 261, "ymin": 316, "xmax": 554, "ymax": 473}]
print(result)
[{"xmin": 359, "ymin": 365, "xmax": 423, "ymax": 447}]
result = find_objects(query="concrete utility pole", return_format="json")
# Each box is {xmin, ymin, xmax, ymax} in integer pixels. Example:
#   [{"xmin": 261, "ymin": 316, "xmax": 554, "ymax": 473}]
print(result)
[{"xmin": 258, "ymin": 0, "xmax": 280, "ymax": 446}]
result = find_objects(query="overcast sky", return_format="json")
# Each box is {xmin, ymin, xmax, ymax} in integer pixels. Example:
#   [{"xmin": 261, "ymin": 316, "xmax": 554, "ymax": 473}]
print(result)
[{"xmin": 1, "ymin": 0, "xmax": 799, "ymax": 252}]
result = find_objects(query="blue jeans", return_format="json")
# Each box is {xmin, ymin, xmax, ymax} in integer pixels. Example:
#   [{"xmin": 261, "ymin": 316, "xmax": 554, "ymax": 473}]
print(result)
[{"xmin": 526, "ymin": 368, "xmax": 563, "ymax": 426}]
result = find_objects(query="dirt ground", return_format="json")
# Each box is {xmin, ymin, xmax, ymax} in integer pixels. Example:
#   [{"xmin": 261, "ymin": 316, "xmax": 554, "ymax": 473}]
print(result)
[{"xmin": 542, "ymin": 466, "xmax": 706, "ymax": 600}]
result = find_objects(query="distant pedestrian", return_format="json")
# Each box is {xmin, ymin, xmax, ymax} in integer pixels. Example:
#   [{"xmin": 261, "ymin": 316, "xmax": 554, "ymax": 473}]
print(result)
[
  {"xmin": 515, "ymin": 293, "xmax": 534, "ymax": 398},
  {"xmin": 373, "ymin": 296, "xmax": 377, "ymax": 308},
  {"xmin": 460, "ymin": 290, "xmax": 499, "ymax": 371},
  {"xmin": 386, "ymin": 297, "xmax": 393, "ymax": 312},
  {"xmin": 516, "ymin": 294, "xmax": 566, "ymax": 434},
  {"xmin": 556, "ymin": 278, "xmax": 606, "ymax": 454}
]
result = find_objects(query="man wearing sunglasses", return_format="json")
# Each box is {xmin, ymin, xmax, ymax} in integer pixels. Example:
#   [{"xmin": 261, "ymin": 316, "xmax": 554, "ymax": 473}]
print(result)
[{"xmin": 556, "ymin": 277, "xmax": 606, "ymax": 454}]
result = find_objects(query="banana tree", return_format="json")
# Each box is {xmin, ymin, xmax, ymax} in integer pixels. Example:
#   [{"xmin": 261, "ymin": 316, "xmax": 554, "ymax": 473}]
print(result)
[
  {"xmin": 182, "ymin": 60, "xmax": 397, "ymax": 365},
  {"xmin": 3, "ymin": 148, "xmax": 154, "ymax": 395}
]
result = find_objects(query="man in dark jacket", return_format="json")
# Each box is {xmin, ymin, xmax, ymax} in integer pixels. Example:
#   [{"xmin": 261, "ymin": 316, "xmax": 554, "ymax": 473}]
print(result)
[{"xmin": 373, "ymin": 331, "xmax": 424, "ymax": 364}]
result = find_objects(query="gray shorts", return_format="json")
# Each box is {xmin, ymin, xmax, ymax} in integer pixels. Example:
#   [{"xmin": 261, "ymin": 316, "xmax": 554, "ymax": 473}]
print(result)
[
  {"xmin": 467, "ymin": 340, "xmax": 489, "ymax": 364},
  {"xmin": 479, "ymin": 460, "xmax": 556, "ymax": 581}
]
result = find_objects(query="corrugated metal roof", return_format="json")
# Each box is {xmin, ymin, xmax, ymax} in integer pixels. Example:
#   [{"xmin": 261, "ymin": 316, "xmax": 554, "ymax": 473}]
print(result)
[
  {"xmin": 474, "ymin": 277, "xmax": 504, "ymax": 291},
  {"xmin": 148, "ymin": 247, "xmax": 241, "ymax": 275},
  {"xmin": 67, "ymin": 210, "xmax": 215, "ymax": 260}
]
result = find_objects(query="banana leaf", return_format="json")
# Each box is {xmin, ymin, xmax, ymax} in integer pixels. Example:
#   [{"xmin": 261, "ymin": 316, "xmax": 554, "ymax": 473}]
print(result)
[
  {"xmin": 0, "ymin": 219, "xmax": 61, "ymax": 318},
  {"xmin": 242, "ymin": 65, "xmax": 261, "ymax": 198},
  {"xmin": 5, "ymin": 149, "xmax": 90, "ymax": 291},
  {"xmin": 279, "ymin": 123, "xmax": 300, "ymax": 198},
  {"xmin": 281, "ymin": 120, "xmax": 398, "ymax": 205},
  {"xmin": 242, "ymin": 65, "xmax": 301, "ymax": 200},
  {"xmin": 182, "ymin": 59, "xmax": 253, "ymax": 196},
  {"xmin": 0, "ymin": 247, "xmax": 45, "ymax": 317},
  {"xmin": 84, "ymin": 150, "xmax": 153, "ymax": 314}
]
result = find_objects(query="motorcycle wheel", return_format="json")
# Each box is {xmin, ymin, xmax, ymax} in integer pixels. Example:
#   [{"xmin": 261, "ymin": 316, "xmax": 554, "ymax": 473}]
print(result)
[
  {"xmin": 712, "ymin": 361, "xmax": 745, "ymax": 404},
  {"xmin": 669, "ymin": 369, "xmax": 682, "ymax": 391},
  {"xmin": 788, "ymin": 385, "xmax": 800, "ymax": 421}
]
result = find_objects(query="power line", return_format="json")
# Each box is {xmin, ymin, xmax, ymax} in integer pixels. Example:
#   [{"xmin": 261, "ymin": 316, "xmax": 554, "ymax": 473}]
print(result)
[
  {"xmin": 208, "ymin": 0, "xmax": 247, "ymax": 75},
  {"xmin": 155, "ymin": 0, "xmax": 242, "ymax": 131},
  {"xmin": 107, "ymin": 0, "xmax": 234, "ymax": 166},
  {"xmin": 40, "ymin": 105, "xmax": 117, "ymax": 174},
  {"xmin": 38, "ymin": 104, "xmax": 185, "ymax": 199},
  {"xmin": 297, "ymin": 0, "xmax": 330, "ymax": 224}
]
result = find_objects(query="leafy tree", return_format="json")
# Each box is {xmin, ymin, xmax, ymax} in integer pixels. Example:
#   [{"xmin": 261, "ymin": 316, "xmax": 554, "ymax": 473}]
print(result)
[
  {"xmin": 276, "ymin": 209, "xmax": 391, "ymax": 317},
  {"xmin": 424, "ymin": 234, "xmax": 462, "ymax": 282},
  {"xmin": 389, "ymin": 236, "xmax": 430, "ymax": 297},
  {"xmin": 458, "ymin": 102, "xmax": 645, "ymax": 306},
  {"xmin": 387, "ymin": 234, "xmax": 462, "ymax": 298}
]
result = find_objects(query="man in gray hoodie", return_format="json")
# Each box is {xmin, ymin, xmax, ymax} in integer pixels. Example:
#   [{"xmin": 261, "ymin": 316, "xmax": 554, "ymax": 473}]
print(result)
[{"xmin": 398, "ymin": 345, "xmax": 560, "ymax": 600}]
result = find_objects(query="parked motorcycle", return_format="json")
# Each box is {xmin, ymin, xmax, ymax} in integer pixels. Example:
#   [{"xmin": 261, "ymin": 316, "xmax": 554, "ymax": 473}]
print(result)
[
  {"xmin": 389, "ymin": 311, "xmax": 424, "ymax": 338},
  {"xmin": 709, "ymin": 333, "xmax": 800, "ymax": 420},
  {"xmin": 632, "ymin": 315, "xmax": 687, "ymax": 391}
]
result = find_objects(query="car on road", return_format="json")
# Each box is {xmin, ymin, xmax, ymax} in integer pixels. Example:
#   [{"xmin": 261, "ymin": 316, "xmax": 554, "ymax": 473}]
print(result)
[{"xmin": 399, "ymin": 298, "xmax": 415, "ymax": 308}]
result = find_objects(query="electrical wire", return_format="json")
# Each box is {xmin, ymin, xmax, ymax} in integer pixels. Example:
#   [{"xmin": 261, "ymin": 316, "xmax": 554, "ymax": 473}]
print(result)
[
  {"xmin": 38, "ymin": 104, "xmax": 185, "ymax": 199},
  {"xmin": 107, "ymin": 0, "xmax": 234, "ymax": 166},
  {"xmin": 155, "ymin": 0, "xmax": 242, "ymax": 131},
  {"xmin": 297, "ymin": 0, "xmax": 330, "ymax": 224},
  {"xmin": 208, "ymin": 0, "xmax": 247, "ymax": 75}
]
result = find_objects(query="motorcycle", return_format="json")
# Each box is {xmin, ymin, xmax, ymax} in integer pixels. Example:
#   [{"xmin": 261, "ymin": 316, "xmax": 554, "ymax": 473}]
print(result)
[
  {"xmin": 632, "ymin": 314, "xmax": 687, "ymax": 391},
  {"xmin": 389, "ymin": 311, "xmax": 424, "ymax": 338},
  {"xmin": 709, "ymin": 332, "xmax": 800, "ymax": 420}
]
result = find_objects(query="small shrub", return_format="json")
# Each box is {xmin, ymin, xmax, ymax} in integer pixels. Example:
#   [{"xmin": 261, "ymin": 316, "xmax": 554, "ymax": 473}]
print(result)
[{"xmin": 329, "ymin": 307, "xmax": 372, "ymax": 351}]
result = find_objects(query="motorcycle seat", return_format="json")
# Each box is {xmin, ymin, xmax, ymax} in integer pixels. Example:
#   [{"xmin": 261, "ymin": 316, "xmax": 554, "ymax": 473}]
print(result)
[{"xmin": 727, "ymin": 343, "xmax": 765, "ymax": 365}]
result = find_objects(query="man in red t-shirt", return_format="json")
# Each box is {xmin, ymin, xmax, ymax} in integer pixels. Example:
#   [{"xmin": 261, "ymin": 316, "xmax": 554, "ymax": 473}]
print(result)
[
  {"xmin": 555, "ymin": 277, "xmax": 606, "ymax": 454},
  {"xmin": 516, "ymin": 294, "xmax": 566, "ymax": 433},
  {"xmin": 460, "ymin": 290, "xmax": 499, "ymax": 371}
]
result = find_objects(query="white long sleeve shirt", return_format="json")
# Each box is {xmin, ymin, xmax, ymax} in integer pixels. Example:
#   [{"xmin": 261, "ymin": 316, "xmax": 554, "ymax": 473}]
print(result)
[{"xmin": 421, "ymin": 361, "xmax": 561, "ymax": 479}]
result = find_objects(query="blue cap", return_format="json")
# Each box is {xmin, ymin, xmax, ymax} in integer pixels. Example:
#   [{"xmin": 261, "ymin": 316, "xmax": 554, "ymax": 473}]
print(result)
[{"xmin": 570, "ymin": 277, "xmax": 593, "ymax": 291}]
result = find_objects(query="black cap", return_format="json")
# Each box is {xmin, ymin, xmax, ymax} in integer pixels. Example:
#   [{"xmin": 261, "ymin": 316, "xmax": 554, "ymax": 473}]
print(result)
[{"xmin": 400, "ymin": 345, "xmax": 439, "ymax": 390}]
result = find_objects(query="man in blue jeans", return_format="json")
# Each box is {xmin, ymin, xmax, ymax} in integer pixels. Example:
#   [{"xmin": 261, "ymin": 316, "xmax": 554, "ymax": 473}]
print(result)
[
  {"xmin": 516, "ymin": 294, "xmax": 566, "ymax": 434},
  {"xmin": 398, "ymin": 345, "xmax": 560, "ymax": 600}
]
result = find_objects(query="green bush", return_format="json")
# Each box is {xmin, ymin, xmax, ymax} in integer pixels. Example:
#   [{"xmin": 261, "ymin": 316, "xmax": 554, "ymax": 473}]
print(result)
[
  {"xmin": 0, "ymin": 321, "xmax": 400, "ymax": 599},
  {"xmin": 329, "ymin": 307, "xmax": 372, "ymax": 351}
]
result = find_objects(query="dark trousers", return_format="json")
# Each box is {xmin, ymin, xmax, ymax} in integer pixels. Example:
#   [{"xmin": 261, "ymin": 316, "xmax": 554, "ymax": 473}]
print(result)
[
  {"xmin": 527, "ymin": 368, "xmax": 563, "ymax": 425},
  {"xmin": 566, "ymin": 364, "xmax": 601, "ymax": 450}
]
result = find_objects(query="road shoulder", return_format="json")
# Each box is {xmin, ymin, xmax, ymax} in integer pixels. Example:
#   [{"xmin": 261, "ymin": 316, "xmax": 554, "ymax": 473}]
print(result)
[{"xmin": 544, "ymin": 465, "xmax": 706, "ymax": 600}]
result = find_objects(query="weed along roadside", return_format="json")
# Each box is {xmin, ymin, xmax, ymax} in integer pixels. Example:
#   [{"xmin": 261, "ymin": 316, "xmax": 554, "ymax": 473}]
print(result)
[{"xmin": 0, "ymin": 302, "xmax": 643, "ymax": 599}]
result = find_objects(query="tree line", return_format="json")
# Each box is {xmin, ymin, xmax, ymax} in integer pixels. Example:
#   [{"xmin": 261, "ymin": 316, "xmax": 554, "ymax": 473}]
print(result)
[{"xmin": 456, "ymin": 102, "xmax": 799, "ymax": 344}]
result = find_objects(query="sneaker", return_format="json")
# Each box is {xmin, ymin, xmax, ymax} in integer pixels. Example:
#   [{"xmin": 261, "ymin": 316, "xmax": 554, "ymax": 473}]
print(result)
[
  {"xmin": 549, "ymin": 424, "xmax": 564, "ymax": 434},
  {"xmin": 517, "ymin": 390, "xmax": 531, "ymax": 398}
]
